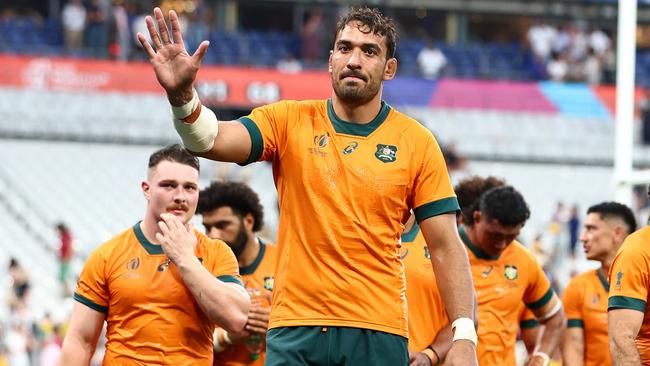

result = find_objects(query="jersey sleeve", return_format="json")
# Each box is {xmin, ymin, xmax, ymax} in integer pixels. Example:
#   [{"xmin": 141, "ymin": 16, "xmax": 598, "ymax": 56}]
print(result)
[
  {"xmin": 411, "ymin": 130, "xmax": 460, "ymax": 222},
  {"xmin": 74, "ymin": 247, "xmax": 109, "ymax": 314},
  {"xmin": 523, "ymin": 255, "xmax": 554, "ymax": 311},
  {"xmin": 238, "ymin": 101, "xmax": 292, "ymax": 164},
  {"xmin": 608, "ymin": 237, "xmax": 650, "ymax": 313},
  {"xmin": 562, "ymin": 278, "xmax": 585, "ymax": 328},
  {"xmin": 519, "ymin": 307, "xmax": 539, "ymax": 329},
  {"xmin": 210, "ymin": 241, "xmax": 244, "ymax": 288}
]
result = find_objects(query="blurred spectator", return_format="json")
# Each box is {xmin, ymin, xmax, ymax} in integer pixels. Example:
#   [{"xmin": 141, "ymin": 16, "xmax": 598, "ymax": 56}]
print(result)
[
  {"xmin": 55, "ymin": 223, "xmax": 74, "ymax": 296},
  {"xmin": 188, "ymin": 0, "xmax": 213, "ymax": 44},
  {"xmin": 641, "ymin": 90, "xmax": 650, "ymax": 145},
  {"xmin": 567, "ymin": 205, "xmax": 580, "ymax": 258},
  {"xmin": 61, "ymin": 0, "xmax": 86, "ymax": 53},
  {"xmin": 527, "ymin": 21, "xmax": 556, "ymax": 60},
  {"xmin": 39, "ymin": 324, "xmax": 62, "ymax": 366},
  {"xmin": 589, "ymin": 27, "xmax": 611, "ymax": 57},
  {"xmin": 568, "ymin": 24, "xmax": 589, "ymax": 63},
  {"xmin": 417, "ymin": 42, "xmax": 447, "ymax": 79},
  {"xmin": 85, "ymin": 0, "xmax": 108, "ymax": 57},
  {"xmin": 8, "ymin": 258, "xmax": 29, "ymax": 310},
  {"xmin": 583, "ymin": 47, "xmax": 602, "ymax": 84},
  {"xmin": 301, "ymin": 8, "xmax": 326, "ymax": 66},
  {"xmin": 5, "ymin": 323, "xmax": 30, "ymax": 366},
  {"xmin": 130, "ymin": 4, "xmax": 149, "ymax": 61},
  {"xmin": 109, "ymin": 0, "xmax": 130, "ymax": 61},
  {"xmin": 552, "ymin": 25, "xmax": 571, "ymax": 56},
  {"xmin": 547, "ymin": 51, "xmax": 568, "ymax": 82},
  {"xmin": 277, "ymin": 53, "xmax": 303, "ymax": 73}
]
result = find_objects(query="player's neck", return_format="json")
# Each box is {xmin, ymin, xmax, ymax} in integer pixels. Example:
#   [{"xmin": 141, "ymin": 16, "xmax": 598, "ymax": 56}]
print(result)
[
  {"xmin": 600, "ymin": 257, "xmax": 614, "ymax": 280},
  {"xmin": 331, "ymin": 93, "xmax": 383, "ymax": 124},
  {"xmin": 239, "ymin": 235, "xmax": 260, "ymax": 268},
  {"xmin": 139, "ymin": 217, "xmax": 162, "ymax": 245}
]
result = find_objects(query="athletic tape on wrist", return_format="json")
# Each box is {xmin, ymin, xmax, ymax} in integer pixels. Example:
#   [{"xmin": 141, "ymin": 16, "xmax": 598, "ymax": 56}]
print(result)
[
  {"xmin": 451, "ymin": 317, "xmax": 478, "ymax": 346},
  {"xmin": 171, "ymin": 89, "xmax": 199, "ymax": 120},
  {"xmin": 171, "ymin": 92, "xmax": 219, "ymax": 153}
]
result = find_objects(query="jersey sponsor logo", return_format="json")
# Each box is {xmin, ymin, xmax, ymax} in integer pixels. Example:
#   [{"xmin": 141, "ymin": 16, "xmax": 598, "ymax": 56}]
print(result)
[
  {"xmin": 342, "ymin": 142, "xmax": 359, "ymax": 155},
  {"xmin": 264, "ymin": 276, "xmax": 274, "ymax": 291},
  {"xmin": 158, "ymin": 258, "xmax": 172, "ymax": 272},
  {"xmin": 423, "ymin": 246, "xmax": 431, "ymax": 260},
  {"xmin": 375, "ymin": 144, "xmax": 397, "ymax": 163},
  {"xmin": 504, "ymin": 265, "xmax": 518, "ymax": 280},
  {"xmin": 615, "ymin": 271, "xmax": 623, "ymax": 290},
  {"xmin": 481, "ymin": 266, "xmax": 493, "ymax": 277}
]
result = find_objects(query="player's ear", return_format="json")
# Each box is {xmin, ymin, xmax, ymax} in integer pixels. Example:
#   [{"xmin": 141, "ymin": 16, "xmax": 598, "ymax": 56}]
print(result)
[
  {"xmin": 328, "ymin": 50, "xmax": 333, "ymax": 73},
  {"xmin": 383, "ymin": 57, "xmax": 397, "ymax": 81},
  {"xmin": 473, "ymin": 211, "xmax": 482, "ymax": 224},
  {"xmin": 142, "ymin": 181, "xmax": 151, "ymax": 201},
  {"xmin": 243, "ymin": 212, "xmax": 255, "ymax": 231}
]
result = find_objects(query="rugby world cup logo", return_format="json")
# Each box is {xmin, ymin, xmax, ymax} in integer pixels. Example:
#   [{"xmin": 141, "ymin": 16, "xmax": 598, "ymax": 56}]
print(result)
[{"xmin": 314, "ymin": 133, "xmax": 330, "ymax": 148}]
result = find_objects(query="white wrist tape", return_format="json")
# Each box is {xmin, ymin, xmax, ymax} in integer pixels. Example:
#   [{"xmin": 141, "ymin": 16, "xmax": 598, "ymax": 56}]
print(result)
[
  {"xmin": 171, "ymin": 89, "xmax": 219, "ymax": 153},
  {"xmin": 532, "ymin": 352, "xmax": 550, "ymax": 366},
  {"xmin": 451, "ymin": 317, "xmax": 477, "ymax": 346}
]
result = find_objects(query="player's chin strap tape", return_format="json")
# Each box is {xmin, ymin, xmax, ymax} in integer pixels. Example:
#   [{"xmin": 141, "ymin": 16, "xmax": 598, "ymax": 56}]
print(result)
[
  {"xmin": 538, "ymin": 300, "xmax": 562, "ymax": 322},
  {"xmin": 451, "ymin": 317, "xmax": 478, "ymax": 346},
  {"xmin": 171, "ymin": 89, "xmax": 219, "ymax": 153}
]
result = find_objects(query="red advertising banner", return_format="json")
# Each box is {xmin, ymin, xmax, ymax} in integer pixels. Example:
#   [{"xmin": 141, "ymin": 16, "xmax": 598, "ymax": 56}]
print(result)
[{"xmin": 0, "ymin": 55, "xmax": 332, "ymax": 108}]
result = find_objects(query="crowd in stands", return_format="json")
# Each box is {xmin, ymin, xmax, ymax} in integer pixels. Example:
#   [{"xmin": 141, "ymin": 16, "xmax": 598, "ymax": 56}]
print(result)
[
  {"xmin": 0, "ymin": 1, "xmax": 632, "ymax": 84},
  {"xmin": 526, "ymin": 21, "xmax": 614, "ymax": 84}
]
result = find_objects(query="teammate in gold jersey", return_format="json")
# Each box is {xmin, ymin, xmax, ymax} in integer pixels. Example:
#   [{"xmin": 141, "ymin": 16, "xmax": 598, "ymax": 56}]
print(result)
[
  {"xmin": 59, "ymin": 145, "xmax": 249, "ymax": 366},
  {"xmin": 562, "ymin": 202, "xmax": 636, "ymax": 366},
  {"xmin": 197, "ymin": 181, "xmax": 278, "ymax": 366},
  {"xmin": 457, "ymin": 184, "xmax": 565, "ymax": 366},
  {"xmin": 140, "ymin": 5, "xmax": 477, "ymax": 366}
]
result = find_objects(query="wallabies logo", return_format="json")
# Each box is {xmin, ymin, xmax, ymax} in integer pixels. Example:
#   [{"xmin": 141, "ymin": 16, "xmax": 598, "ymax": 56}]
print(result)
[
  {"xmin": 504, "ymin": 265, "xmax": 518, "ymax": 280},
  {"xmin": 375, "ymin": 144, "xmax": 397, "ymax": 163},
  {"xmin": 423, "ymin": 246, "xmax": 431, "ymax": 260},
  {"xmin": 263, "ymin": 276, "xmax": 275, "ymax": 292}
]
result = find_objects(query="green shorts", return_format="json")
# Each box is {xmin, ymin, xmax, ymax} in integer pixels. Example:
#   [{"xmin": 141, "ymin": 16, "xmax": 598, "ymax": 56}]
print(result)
[{"xmin": 265, "ymin": 326, "xmax": 408, "ymax": 366}]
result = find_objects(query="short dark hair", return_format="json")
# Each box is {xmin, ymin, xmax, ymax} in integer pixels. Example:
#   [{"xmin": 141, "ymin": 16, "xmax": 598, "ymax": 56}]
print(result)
[
  {"xmin": 587, "ymin": 201, "xmax": 637, "ymax": 234},
  {"xmin": 148, "ymin": 144, "xmax": 200, "ymax": 172},
  {"xmin": 479, "ymin": 186, "xmax": 530, "ymax": 227},
  {"xmin": 454, "ymin": 176, "xmax": 507, "ymax": 226},
  {"xmin": 335, "ymin": 6, "xmax": 397, "ymax": 59},
  {"xmin": 197, "ymin": 181, "xmax": 265, "ymax": 232}
]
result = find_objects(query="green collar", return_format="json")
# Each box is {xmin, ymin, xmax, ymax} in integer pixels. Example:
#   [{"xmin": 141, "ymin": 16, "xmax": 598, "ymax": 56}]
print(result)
[
  {"xmin": 133, "ymin": 222, "xmax": 164, "ymax": 255},
  {"xmin": 402, "ymin": 223, "xmax": 420, "ymax": 243},
  {"xmin": 240, "ymin": 238, "xmax": 266, "ymax": 276},
  {"xmin": 327, "ymin": 99, "xmax": 391, "ymax": 137},
  {"xmin": 597, "ymin": 267, "xmax": 610, "ymax": 292},
  {"xmin": 459, "ymin": 227, "xmax": 501, "ymax": 260}
]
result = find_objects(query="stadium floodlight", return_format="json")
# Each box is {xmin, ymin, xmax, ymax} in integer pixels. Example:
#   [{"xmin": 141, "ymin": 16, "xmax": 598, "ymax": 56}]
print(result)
[{"xmin": 614, "ymin": 0, "xmax": 650, "ymax": 205}]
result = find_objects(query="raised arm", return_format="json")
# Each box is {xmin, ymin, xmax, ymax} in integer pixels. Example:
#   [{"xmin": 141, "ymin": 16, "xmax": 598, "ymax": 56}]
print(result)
[
  {"xmin": 59, "ymin": 302, "xmax": 105, "ymax": 366},
  {"xmin": 420, "ymin": 213, "xmax": 478, "ymax": 366},
  {"xmin": 138, "ymin": 7, "xmax": 253, "ymax": 163}
]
